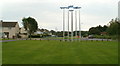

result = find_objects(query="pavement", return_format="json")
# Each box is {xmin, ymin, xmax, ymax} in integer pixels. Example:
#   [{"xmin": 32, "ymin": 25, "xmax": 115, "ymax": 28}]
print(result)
[
  {"xmin": 0, "ymin": 38, "xmax": 112, "ymax": 42},
  {"xmin": 0, "ymin": 40, "xmax": 17, "ymax": 42},
  {"xmin": 0, "ymin": 39, "xmax": 26, "ymax": 42}
]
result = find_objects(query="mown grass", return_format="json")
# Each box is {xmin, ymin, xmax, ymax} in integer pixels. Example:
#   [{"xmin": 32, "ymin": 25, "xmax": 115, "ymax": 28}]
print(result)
[{"xmin": 2, "ymin": 40, "xmax": 118, "ymax": 64}]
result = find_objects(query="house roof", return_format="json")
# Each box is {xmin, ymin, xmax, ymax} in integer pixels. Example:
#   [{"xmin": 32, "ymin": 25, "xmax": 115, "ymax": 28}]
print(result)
[{"xmin": 2, "ymin": 22, "xmax": 18, "ymax": 27}]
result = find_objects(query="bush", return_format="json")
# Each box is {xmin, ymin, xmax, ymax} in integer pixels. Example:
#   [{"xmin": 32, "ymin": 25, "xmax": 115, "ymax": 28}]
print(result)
[
  {"xmin": 29, "ymin": 34, "xmax": 52, "ymax": 38},
  {"xmin": 93, "ymin": 35, "xmax": 111, "ymax": 39},
  {"xmin": 93, "ymin": 35, "xmax": 118, "ymax": 40},
  {"xmin": 29, "ymin": 34, "xmax": 42, "ymax": 38}
]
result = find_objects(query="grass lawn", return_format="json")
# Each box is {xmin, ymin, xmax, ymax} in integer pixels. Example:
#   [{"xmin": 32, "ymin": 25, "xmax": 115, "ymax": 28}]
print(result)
[{"xmin": 2, "ymin": 40, "xmax": 118, "ymax": 64}]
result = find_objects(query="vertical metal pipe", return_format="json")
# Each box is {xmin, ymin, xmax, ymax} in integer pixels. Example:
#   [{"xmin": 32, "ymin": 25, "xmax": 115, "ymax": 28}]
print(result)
[
  {"xmin": 79, "ymin": 9, "xmax": 81, "ymax": 41},
  {"xmin": 70, "ymin": 10, "xmax": 73, "ymax": 41},
  {"xmin": 63, "ymin": 9, "xmax": 65, "ymax": 41},
  {"xmin": 75, "ymin": 10, "xmax": 77, "ymax": 40},
  {"xmin": 68, "ymin": 10, "xmax": 69, "ymax": 41}
]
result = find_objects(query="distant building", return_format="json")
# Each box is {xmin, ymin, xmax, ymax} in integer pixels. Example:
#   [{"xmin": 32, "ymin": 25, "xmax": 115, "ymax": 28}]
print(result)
[
  {"xmin": 100, "ymin": 32, "xmax": 107, "ymax": 35},
  {"xmin": 34, "ymin": 31, "xmax": 43, "ymax": 35},
  {"xmin": 0, "ymin": 20, "xmax": 20, "ymax": 38},
  {"xmin": 19, "ymin": 27, "xmax": 28, "ymax": 38}
]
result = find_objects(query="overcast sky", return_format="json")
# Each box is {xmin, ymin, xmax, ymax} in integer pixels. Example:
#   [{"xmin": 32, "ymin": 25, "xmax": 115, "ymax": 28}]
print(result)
[{"xmin": 0, "ymin": 0, "xmax": 119, "ymax": 31}]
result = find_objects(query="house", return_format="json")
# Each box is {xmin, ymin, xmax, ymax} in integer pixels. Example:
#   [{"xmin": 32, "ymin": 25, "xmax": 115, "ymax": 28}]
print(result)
[
  {"xmin": 0, "ymin": 20, "xmax": 20, "ymax": 38},
  {"xmin": 19, "ymin": 27, "xmax": 28, "ymax": 38},
  {"xmin": 100, "ymin": 32, "xmax": 107, "ymax": 35},
  {"xmin": 34, "ymin": 31, "xmax": 44, "ymax": 35}
]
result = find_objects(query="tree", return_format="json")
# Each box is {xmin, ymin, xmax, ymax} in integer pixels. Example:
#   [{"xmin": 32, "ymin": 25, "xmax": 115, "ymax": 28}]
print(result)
[
  {"xmin": 89, "ymin": 25, "xmax": 108, "ymax": 35},
  {"xmin": 103, "ymin": 25, "xmax": 108, "ymax": 32},
  {"xmin": 89, "ymin": 27, "xmax": 101, "ymax": 35},
  {"xmin": 50, "ymin": 30, "xmax": 56, "ymax": 35},
  {"xmin": 96, "ymin": 25, "xmax": 103, "ymax": 32},
  {"xmin": 107, "ymin": 18, "xmax": 119, "ymax": 35},
  {"xmin": 22, "ymin": 17, "xmax": 38, "ymax": 39}
]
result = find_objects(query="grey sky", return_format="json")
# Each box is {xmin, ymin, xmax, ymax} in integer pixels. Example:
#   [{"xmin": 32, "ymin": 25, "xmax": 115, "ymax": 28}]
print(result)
[{"xmin": 1, "ymin": 0, "xmax": 119, "ymax": 31}]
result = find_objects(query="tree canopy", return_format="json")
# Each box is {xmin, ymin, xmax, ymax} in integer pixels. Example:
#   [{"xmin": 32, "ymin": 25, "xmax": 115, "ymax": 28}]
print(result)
[
  {"xmin": 89, "ymin": 25, "xmax": 108, "ymax": 35},
  {"xmin": 22, "ymin": 17, "xmax": 38, "ymax": 39},
  {"xmin": 107, "ymin": 18, "xmax": 119, "ymax": 35}
]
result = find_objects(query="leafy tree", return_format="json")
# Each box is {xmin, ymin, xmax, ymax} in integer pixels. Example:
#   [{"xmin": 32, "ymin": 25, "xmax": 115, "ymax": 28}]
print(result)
[
  {"xmin": 22, "ymin": 17, "xmax": 38, "ymax": 39},
  {"xmin": 89, "ymin": 27, "xmax": 101, "ymax": 35},
  {"xmin": 107, "ymin": 18, "xmax": 119, "ymax": 35},
  {"xmin": 96, "ymin": 25, "xmax": 103, "ymax": 32},
  {"xmin": 50, "ymin": 30, "xmax": 56, "ymax": 35},
  {"xmin": 103, "ymin": 25, "xmax": 108, "ymax": 32},
  {"xmin": 89, "ymin": 24, "xmax": 108, "ymax": 35},
  {"xmin": 57, "ymin": 31, "xmax": 63, "ymax": 37},
  {"xmin": 81, "ymin": 31, "xmax": 89, "ymax": 37}
]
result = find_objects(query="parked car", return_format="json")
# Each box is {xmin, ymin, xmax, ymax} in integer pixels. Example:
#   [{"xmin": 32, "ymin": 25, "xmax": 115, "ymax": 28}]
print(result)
[{"xmin": 88, "ymin": 35, "xmax": 94, "ymax": 39}]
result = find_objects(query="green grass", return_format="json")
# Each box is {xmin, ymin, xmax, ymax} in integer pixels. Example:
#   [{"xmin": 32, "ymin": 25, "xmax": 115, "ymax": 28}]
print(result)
[{"xmin": 2, "ymin": 40, "xmax": 118, "ymax": 64}]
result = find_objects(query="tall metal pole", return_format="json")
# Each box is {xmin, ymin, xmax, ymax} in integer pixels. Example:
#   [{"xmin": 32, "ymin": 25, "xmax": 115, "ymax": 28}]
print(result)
[
  {"xmin": 70, "ymin": 10, "xmax": 74, "ymax": 42},
  {"xmin": 60, "ymin": 6, "xmax": 81, "ymax": 42},
  {"xmin": 79, "ymin": 9, "xmax": 81, "ymax": 41},
  {"xmin": 68, "ymin": 10, "xmax": 69, "ymax": 41},
  {"xmin": 63, "ymin": 9, "xmax": 65, "ymax": 41},
  {"xmin": 75, "ymin": 10, "xmax": 77, "ymax": 40}
]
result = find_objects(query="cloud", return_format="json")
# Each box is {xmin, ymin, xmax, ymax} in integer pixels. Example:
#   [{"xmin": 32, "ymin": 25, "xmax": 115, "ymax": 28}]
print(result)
[{"xmin": 1, "ymin": 0, "xmax": 119, "ymax": 31}]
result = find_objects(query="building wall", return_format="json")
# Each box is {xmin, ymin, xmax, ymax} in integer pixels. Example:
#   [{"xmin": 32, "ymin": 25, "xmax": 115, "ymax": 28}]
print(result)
[
  {"xmin": 14, "ymin": 23, "xmax": 20, "ymax": 34},
  {"xmin": 20, "ymin": 27, "xmax": 27, "ymax": 33},
  {"xmin": 20, "ymin": 27, "xmax": 28, "ymax": 38},
  {"xmin": 2, "ymin": 27, "xmax": 15, "ymax": 38},
  {"xmin": 2, "ymin": 23, "xmax": 20, "ymax": 38}
]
